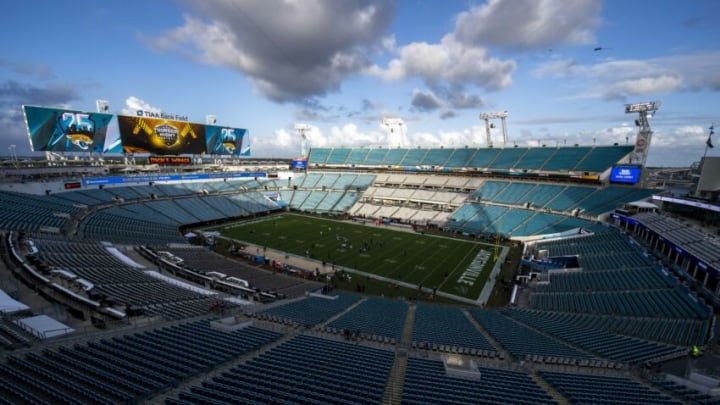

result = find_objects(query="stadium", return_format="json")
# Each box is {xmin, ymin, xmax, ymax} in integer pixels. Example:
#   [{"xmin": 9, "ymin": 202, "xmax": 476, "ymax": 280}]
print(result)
[{"xmin": 0, "ymin": 99, "xmax": 718, "ymax": 405}]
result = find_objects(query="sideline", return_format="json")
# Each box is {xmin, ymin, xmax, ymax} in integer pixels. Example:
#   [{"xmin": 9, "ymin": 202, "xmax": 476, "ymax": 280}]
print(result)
[{"xmin": 476, "ymin": 246, "xmax": 510, "ymax": 305}]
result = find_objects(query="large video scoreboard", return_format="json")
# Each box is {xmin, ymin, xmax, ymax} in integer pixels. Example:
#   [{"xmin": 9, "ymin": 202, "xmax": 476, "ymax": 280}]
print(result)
[
  {"xmin": 22, "ymin": 105, "xmax": 113, "ymax": 153},
  {"xmin": 117, "ymin": 115, "xmax": 206, "ymax": 155},
  {"xmin": 117, "ymin": 115, "xmax": 248, "ymax": 156},
  {"xmin": 204, "ymin": 125, "xmax": 248, "ymax": 156},
  {"xmin": 23, "ymin": 105, "xmax": 249, "ymax": 157}
]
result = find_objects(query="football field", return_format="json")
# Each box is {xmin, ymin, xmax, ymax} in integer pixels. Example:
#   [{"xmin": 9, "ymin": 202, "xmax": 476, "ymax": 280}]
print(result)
[{"xmin": 216, "ymin": 214, "xmax": 498, "ymax": 301}]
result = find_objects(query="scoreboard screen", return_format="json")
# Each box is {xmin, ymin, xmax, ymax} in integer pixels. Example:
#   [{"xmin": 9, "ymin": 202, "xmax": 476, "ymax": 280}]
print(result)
[
  {"xmin": 204, "ymin": 125, "xmax": 247, "ymax": 156},
  {"xmin": 610, "ymin": 166, "xmax": 641, "ymax": 184},
  {"xmin": 117, "ymin": 115, "xmax": 206, "ymax": 155},
  {"xmin": 22, "ymin": 105, "xmax": 113, "ymax": 153},
  {"xmin": 291, "ymin": 158, "xmax": 308, "ymax": 169}
]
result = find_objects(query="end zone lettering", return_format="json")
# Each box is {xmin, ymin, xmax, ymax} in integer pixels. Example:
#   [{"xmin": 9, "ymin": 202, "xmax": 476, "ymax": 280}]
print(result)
[{"xmin": 149, "ymin": 156, "xmax": 192, "ymax": 165}]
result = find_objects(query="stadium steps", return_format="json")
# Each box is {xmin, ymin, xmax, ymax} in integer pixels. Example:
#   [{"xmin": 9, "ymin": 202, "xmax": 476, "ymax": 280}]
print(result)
[
  {"xmin": 508, "ymin": 211, "xmax": 538, "ymax": 234},
  {"xmin": 313, "ymin": 192, "xmax": 331, "ymax": 212},
  {"xmin": 544, "ymin": 187, "xmax": 594, "ymax": 213},
  {"xmin": 537, "ymin": 147, "xmax": 561, "ymax": 169},
  {"xmin": 292, "ymin": 191, "xmax": 311, "ymax": 208},
  {"xmin": 481, "ymin": 204, "xmax": 510, "ymax": 235},
  {"xmin": 400, "ymin": 303, "xmax": 416, "ymax": 348},
  {"xmin": 317, "ymin": 297, "xmax": 367, "ymax": 328},
  {"xmin": 462, "ymin": 310, "xmax": 511, "ymax": 360},
  {"xmin": 150, "ymin": 324, "xmax": 295, "ymax": 404},
  {"xmin": 327, "ymin": 190, "xmax": 349, "ymax": 213},
  {"xmin": 569, "ymin": 148, "xmax": 595, "ymax": 172},
  {"xmin": 382, "ymin": 304, "xmax": 415, "ymax": 405},
  {"xmin": 531, "ymin": 372, "xmax": 569, "ymax": 405},
  {"xmin": 382, "ymin": 348, "xmax": 408, "ymax": 405}
]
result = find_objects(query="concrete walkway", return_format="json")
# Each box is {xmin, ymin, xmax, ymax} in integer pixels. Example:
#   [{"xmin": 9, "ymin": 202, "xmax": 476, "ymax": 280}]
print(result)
[{"xmin": 476, "ymin": 245, "xmax": 509, "ymax": 305}]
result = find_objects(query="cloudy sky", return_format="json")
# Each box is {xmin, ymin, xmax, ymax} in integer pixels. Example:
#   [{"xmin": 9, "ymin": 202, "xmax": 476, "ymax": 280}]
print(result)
[{"xmin": 2, "ymin": 0, "xmax": 719, "ymax": 166}]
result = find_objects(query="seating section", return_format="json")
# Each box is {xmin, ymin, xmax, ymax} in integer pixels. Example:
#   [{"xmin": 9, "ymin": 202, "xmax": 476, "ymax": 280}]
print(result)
[
  {"xmin": 468, "ymin": 180, "xmax": 654, "ymax": 216},
  {"xmin": 0, "ymin": 191, "xmax": 79, "ymax": 232},
  {"xmin": 402, "ymin": 357, "xmax": 556, "ymax": 405},
  {"xmin": 514, "ymin": 147, "xmax": 557, "ymax": 170},
  {"xmin": 652, "ymin": 379, "xmax": 720, "ymax": 405},
  {"xmin": 529, "ymin": 230, "xmax": 710, "ymax": 321},
  {"xmin": 541, "ymin": 147, "xmax": 592, "ymax": 171},
  {"xmin": 448, "ymin": 203, "xmax": 593, "ymax": 237},
  {"xmin": 309, "ymin": 145, "xmax": 632, "ymax": 173},
  {"xmin": 575, "ymin": 146, "xmax": 636, "ymax": 172},
  {"xmin": 503, "ymin": 309, "xmax": 688, "ymax": 365},
  {"xmin": 259, "ymin": 293, "xmax": 361, "ymax": 327},
  {"xmin": 517, "ymin": 310, "xmax": 708, "ymax": 347},
  {"xmin": 0, "ymin": 319, "xmax": 281, "ymax": 404},
  {"xmin": 412, "ymin": 304, "xmax": 495, "ymax": 352},
  {"xmin": 540, "ymin": 371, "xmax": 680, "ymax": 405},
  {"xmin": 169, "ymin": 334, "xmax": 394, "ymax": 405},
  {"xmin": 80, "ymin": 207, "xmax": 186, "ymax": 245},
  {"xmin": 31, "ymin": 235, "xmax": 223, "ymax": 319},
  {"xmin": 0, "ymin": 319, "xmax": 37, "ymax": 349},
  {"xmin": 327, "ymin": 297, "xmax": 408, "ymax": 340},
  {"xmin": 530, "ymin": 285, "xmax": 707, "ymax": 319},
  {"xmin": 470, "ymin": 309, "xmax": 595, "ymax": 362},
  {"xmin": 79, "ymin": 192, "xmax": 280, "ymax": 245}
]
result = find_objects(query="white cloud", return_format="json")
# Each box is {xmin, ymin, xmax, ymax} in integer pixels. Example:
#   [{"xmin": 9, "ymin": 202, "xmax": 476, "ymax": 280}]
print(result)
[
  {"xmin": 598, "ymin": 75, "xmax": 683, "ymax": 100},
  {"xmin": 152, "ymin": 0, "xmax": 396, "ymax": 102},
  {"xmin": 370, "ymin": 34, "xmax": 515, "ymax": 91},
  {"xmin": 455, "ymin": 0, "xmax": 601, "ymax": 49},
  {"xmin": 368, "ymin": 0, "xmax": 602, "ymax": 113},
  {"xmin": 121, "ymin": 96, "xmax": 162, "ymax": 116},
  {"xmin": 533, "ymin": 51, "xmax": 720, "ymax": 99}
]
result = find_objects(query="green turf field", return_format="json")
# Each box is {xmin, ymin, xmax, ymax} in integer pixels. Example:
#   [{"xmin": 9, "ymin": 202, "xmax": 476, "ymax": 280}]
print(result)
[{"xmin": 215, "ymin": 214, "xmax": 497, "ymax": 300}]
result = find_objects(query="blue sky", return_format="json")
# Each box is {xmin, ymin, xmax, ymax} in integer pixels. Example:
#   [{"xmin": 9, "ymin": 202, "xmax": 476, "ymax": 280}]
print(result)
[{"xmin": 2, "ymin": 0, "xmax": 719, "ymax": 166}]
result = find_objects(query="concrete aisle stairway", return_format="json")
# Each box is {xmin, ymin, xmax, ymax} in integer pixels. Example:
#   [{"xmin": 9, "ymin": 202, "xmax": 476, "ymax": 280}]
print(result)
[
  {"xmin": 382, "ymin": 303, "xmax": 416, "ymax": 405},
  {"xmin": 531, "ymin": 372, "xmax": 569, "ymax": 405}
]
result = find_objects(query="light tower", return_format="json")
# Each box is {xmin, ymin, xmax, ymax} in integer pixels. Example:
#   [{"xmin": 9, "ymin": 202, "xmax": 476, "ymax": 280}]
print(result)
[
  {"xmin": 206, "ymin": 115, "xmax": 220, "ymax": 164},
  {"xmin": 479, "ymin": 111, "xmax": 508, "ymax": 147},
  {"xmin": 625, "ymin": 101, "xmax": 660, "ymax": 167},
  {"xmin": 95, "ymin": 99, "xmax": 109, "ymax": 113},
  {"xmin": 294, "ymin": 124, "xmax": 311, "ymax": 158},
  {"xmin": 382, "ymin": 117, "xmax": 406, "ymax": 148}
]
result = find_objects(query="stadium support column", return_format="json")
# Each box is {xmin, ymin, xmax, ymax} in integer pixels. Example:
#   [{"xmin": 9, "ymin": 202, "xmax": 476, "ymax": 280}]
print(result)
[
  {"xmin": 93, "ymin": 100, "xmax": 110, "ymax": 164},
  {"xmin": 479, "ymin": 111, "xmax": 508, "ymax": 148}
]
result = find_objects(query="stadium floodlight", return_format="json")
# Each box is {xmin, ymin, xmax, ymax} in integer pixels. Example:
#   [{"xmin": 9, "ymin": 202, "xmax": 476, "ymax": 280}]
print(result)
[
  {"xmin": 479, "ymin": 111, "xmax": 508, "ymax": 147},
  {"xmin": 294, "ymin": 124, "xmax": 311, "ymax": 138},
  {"xmin": 624, "ymin": 101, "xmax": 660, "ymax": 114},
  {"xmin": 381, "ymin": 117, "xmax": 406, "ymax": 147},
  {"xmin": 206, "ymin": 115, "xmax": 217, "ymax": 125},
  {"xmin": 95, "ymin": 100, "xmax": 109, "ymax": 113},
  {"xmin": 294, "ymin": 124, "xmax": 312, "ymax": 158},
  {"xmin": 624, "ymin": 100, "xmax": 661, "ymax": 173}
]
